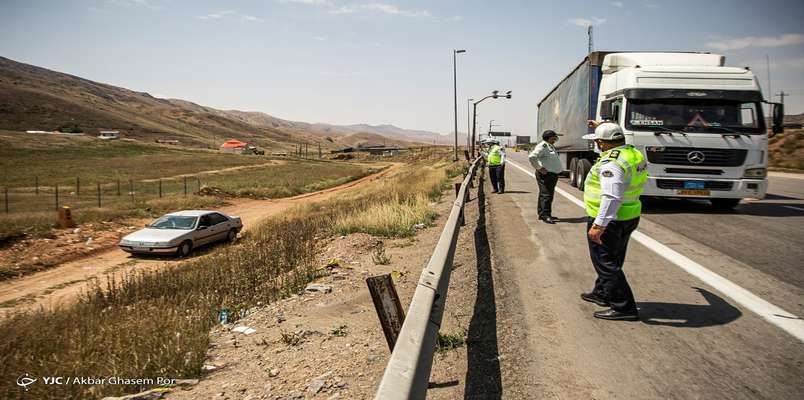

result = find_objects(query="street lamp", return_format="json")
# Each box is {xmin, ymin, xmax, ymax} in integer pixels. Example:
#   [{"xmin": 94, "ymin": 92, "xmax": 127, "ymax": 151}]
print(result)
[
  {"xmin": 466, "ymin": 98, "xmax": 474, "ymax": 151},
  {"xmin": 453, "ymin": 49, "xmax": 466, "ymax": 162},
  {"xmin": 471, "ymin": 90, "xmax": 512, "ymax": 157}
]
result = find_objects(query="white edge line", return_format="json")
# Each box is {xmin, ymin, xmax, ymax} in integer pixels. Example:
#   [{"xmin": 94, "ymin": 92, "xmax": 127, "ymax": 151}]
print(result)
[{"xmin": 506, "ymin": 159, "xmax": 804, "ymax": 343}]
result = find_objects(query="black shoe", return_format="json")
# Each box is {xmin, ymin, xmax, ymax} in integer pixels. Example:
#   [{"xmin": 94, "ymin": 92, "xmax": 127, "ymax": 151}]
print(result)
[
  {"xmin": 593, "ymin": 309, "xmax": 639, "ymax": 321},
  {"xmin": 539, "ymin": 216, "xmax": 556, "ymax": 224},
  {"xmin": 491, "ymin": 189, "xmax": 499, "ymax": 193},
  {"xmin": 497, "ymin": 190, "xmax": 504, "ymax": 194},
  {"xmin": 580, "ymin": 292, "xmax": 608, "ymax": 307}
]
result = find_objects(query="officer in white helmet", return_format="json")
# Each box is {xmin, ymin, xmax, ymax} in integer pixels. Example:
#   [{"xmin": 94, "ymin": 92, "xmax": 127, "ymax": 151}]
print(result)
[{"xmin": 579, "ymin": 120, "xmax": 648, "ymax": 321}]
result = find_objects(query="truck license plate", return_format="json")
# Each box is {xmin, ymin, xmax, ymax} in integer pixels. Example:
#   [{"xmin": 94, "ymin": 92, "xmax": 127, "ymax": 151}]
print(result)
[
  {"xmin": 132, "ymin": 246, "xmax": 149, "ymax": 252},
  {"xmin": 683, "ymin": 181, "xmax": 705, "ymax": 189},
  {"xmin": 677, "ymin": 189, "xmax": 710, "ymax": 196}
]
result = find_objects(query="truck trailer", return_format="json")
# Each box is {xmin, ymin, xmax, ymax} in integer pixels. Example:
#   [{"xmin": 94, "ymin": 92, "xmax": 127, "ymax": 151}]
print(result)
[{"xmin": 537, "ymin": 51, "xmax": 784, "ymax": 209}]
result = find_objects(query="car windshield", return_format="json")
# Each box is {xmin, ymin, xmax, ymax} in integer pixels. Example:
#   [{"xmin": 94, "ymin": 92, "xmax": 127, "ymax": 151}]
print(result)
[
  {"xmin": 625, "ymin": 100, "xmax": 764, "ymax": 134},
  {"xmin": 148, "ymin": 215, "xmax": 198, "ymax": 230}
]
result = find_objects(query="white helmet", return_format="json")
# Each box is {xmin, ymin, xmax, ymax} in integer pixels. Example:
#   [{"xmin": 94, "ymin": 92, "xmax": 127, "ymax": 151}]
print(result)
[{"xmin": 582, "ymin": 122, "xmax": 624, "ymax": 141}]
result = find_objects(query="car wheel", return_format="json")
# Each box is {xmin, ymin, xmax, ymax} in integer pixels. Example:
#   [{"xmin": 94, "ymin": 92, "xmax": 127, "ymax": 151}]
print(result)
[
  {"xmin": 569, "ymin": 158, "xmax": 578, "ymax": 187},
  {"xmin": 226, "ymin": 229, "xmax": 238, "ymax": 243},
  {"xmin": 177, "ymin": 240, "xmax": 192, "ymax": 258},
  {"xmin": 577, "ymin": 159, "xmax": 592, "ymax": 191},
  {"xmin": 711, "ymin": 198, "xmax": 740, "ymax": 210}
]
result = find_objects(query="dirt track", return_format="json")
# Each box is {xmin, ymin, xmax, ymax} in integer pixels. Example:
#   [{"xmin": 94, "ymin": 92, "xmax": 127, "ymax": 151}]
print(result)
[{"xmin": 0, "ymin": 165, "xmax": 396, "ymax": 317}]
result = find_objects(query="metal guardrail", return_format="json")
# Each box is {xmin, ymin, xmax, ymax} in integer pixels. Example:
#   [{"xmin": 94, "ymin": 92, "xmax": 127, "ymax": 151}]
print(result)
[{"xmin": 374, "ymin": 157, "xmax": 483, "ymax": 400}]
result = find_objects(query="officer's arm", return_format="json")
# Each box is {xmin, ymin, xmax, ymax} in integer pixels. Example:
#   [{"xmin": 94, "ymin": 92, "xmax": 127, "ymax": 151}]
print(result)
[
  {"xmin": 528, "ymin": 143, "xmax": 545, "ymax": 169},
  {"xmin": 594, "ymin": 161, "xmax": 626, "ymax": 227},
  {"xmin": 500, "ymin": 148, "xmax": 506, "ymax": 165}
]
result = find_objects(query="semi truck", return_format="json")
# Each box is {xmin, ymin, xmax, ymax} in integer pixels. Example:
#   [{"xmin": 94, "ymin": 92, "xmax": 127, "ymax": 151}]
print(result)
[{"xmin": 537, "ymin": 51, "xmax": 785, "ymax": 209}]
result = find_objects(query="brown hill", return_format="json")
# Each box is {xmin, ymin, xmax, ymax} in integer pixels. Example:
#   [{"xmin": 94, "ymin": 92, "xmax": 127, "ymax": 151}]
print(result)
[{"xmin": 0, "ymin": 56, "xmax": 427, "ymax": 150}]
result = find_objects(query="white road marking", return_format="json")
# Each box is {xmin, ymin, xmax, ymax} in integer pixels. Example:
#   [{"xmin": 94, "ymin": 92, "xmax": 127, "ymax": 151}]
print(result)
[
  {"xmin": 783, "ymin": 205, "xmax": 804, "ymax": 212},
  {"xmin": 506, "ymin": 159, "xmax": 804, "ymax": 343}
]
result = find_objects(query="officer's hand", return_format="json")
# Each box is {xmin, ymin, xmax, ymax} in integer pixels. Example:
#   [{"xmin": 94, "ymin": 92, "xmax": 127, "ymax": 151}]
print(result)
[
  {"xmin": 538, "ymin": 167, "xmax": 547, "ymax": 175},
  {"xmin": 587, "ymin": 120, "xmax": 600, "ymax": 129},
  {"xmin": 588, "ymin": 225, "xmax": 605, "ymax": 245}
]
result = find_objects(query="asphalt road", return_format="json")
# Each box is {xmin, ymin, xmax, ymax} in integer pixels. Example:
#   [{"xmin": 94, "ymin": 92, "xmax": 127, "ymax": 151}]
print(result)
[{"xmin": 483, "ymin": 151, "xmax": 804, "ymax": 399}]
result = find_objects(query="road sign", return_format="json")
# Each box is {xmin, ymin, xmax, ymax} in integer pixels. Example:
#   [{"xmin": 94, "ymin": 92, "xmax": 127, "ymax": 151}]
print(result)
[{"xmin": 488, "ymin": 131, "xmax": 511, "ymax": 137}]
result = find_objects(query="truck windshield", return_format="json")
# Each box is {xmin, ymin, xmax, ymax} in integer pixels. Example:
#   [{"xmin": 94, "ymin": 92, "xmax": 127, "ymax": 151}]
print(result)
[{"xmin": 625, "ymin": 100, "xmax": 764, "ymax": 134}]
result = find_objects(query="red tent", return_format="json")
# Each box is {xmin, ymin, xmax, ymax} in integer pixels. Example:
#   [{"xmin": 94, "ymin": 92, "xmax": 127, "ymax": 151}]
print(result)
[{"xmin": 220, "ymin": 139, "xmax": 247, "ymax": 149}]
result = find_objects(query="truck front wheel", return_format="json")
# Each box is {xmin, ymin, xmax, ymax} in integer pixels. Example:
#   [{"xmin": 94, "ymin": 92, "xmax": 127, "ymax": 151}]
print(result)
[{"xmin": 711, "ymin": 198, "xmax": 741, "ymax": 210}]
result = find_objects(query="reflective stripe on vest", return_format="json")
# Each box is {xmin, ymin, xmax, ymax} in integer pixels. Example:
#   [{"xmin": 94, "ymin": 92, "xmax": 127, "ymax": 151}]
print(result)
[
  {"xmin": 487, "ymin": 145, "xmax": 502, "ymax": 166},
  {"xmin": 583, "ymin": 145, "xmax": 648, "ymax": 221}
]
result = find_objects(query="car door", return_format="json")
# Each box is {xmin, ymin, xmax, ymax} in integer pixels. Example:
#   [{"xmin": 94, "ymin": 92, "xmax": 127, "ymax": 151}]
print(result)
[
  {"xmin": 207, "ymin": 213, "xmax": 230, "ymax": 243},
  {"xmin": 194, "ymin": 215, "xmax": 217, "ymax": 246}
]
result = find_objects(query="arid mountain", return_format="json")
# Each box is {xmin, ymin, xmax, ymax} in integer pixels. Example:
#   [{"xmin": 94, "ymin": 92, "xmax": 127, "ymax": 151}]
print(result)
[{"xmin": 0, "ymin": 56, "xmax": 444, "ymax": 150}]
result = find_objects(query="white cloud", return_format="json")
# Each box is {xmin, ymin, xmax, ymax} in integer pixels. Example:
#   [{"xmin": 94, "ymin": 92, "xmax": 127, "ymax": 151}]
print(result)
[
  {"xmin": 280, "ymin": 0, "xmax": 333, "ymax": 5},
  {"xmin": 331, "ymin": 2, "xmax": 433, "ymax": 18},
  {"xmin": 197, "ymin": 10, "xmax": 263, "ymax": 22},
  {"xmin": 611, "ymin": 1, "xmax": 624, "ymax": 7},
  {"xmin": 706, "ymin": 33, "xmax": 804, "ymax": 51},
  {"xmin": 313, "ymin": 36, "xmax": 327, "ymax": 41},
  {"xmin": 569, "ymin": 17, "xmax": 606, "ymax": 27}
]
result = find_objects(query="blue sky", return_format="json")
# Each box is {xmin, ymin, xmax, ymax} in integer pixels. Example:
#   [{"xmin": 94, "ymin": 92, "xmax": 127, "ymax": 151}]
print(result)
[{"xmin": 1, "ymin": 0, "xmax": 803, "ymax": 138}]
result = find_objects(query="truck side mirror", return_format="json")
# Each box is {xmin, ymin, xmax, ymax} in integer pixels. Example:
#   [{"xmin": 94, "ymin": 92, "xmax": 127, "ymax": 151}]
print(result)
[{"xmin": 772, "ymin": 102, "xmax": 784, "ymax": 135}]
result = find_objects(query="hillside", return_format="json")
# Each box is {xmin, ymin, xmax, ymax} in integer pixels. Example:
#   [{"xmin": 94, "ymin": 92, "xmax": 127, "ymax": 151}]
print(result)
[{"xmin": 0, "ymin": 56, "xmax": 442, "ymax": 150}]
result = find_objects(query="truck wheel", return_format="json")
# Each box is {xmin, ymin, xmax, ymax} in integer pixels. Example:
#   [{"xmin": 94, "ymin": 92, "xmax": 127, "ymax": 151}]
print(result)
[
  {"xmin": 577, "ymin": 159, "xmax": 592, "ymax": 191},
  {"xmin": 711, "ymin": 198, "xmax": 741, "ymax": 210},
  {"xmin": 177, "ymin": 241, "xmax": 192, "ymax": 258},
  {"xmin": 569, "ymin": 158, "xmax": 579, "ymax": 187}
]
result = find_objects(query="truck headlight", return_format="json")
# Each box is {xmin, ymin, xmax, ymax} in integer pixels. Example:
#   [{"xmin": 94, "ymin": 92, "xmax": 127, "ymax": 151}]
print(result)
[{"xmin": 743, "ymin": 168, "xmax": 766, "ymax": 178}]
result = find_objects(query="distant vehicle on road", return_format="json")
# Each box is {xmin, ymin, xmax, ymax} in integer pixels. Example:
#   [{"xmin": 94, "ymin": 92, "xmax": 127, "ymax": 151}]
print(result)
[
  {"xmin": 119, "ymin": 210, "xmax": 242, "ymax": 257},
  {"xmin": 97, "ymin": 130, "xmax": 120, "ymax": 140},
  {"xmin": 538, "ymin": 51, "xmax": 785, "ymax": 209}
]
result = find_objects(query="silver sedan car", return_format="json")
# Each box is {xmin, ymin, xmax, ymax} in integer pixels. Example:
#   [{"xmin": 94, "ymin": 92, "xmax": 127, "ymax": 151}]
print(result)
[{"xmin": 119, "ymin": 210, "xmax": 243, "ymax": 257}]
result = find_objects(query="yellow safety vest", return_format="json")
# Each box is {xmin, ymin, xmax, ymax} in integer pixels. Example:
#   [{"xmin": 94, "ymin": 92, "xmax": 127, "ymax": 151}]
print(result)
[
  {"xmin": 487, "ymin": 145, "xmax": 502, "ymax": 166},
  {"xmin": 584, "ymin": 145, "xmax": 648, "ymax": 221}
]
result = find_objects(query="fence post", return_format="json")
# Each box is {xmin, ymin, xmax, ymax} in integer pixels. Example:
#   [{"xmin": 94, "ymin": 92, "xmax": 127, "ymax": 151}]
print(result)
[
  {"xmin": 158, "ymin": 179, "xmax": 162, "ymax": 198},
  {"xmin": 196, "ymin": 177, "xmax": 201, "ymax": 193},
  {"xmin": 4, "ymin": 187, "xmax": 8, "ymax": 214},
  {"xmin": 35, "ymin": 176, "xmax": 39, "ymax": 195},
  {"xmin": 55, "ymin": 185, "xmax": 59, "ymax": 210},
  {"xmin": 318, "ymin": 143, "xmax": 322, "ymax": 159},
  {"xmin": 184, "ymin": 177, "xmax": 188, "ymax": 197},
  {"xmin": 97, "ymin": 182, "xmax": 101, "ymax": 208},
  {"xmin": 117, "ymin": 179, "xmax": 121, "ymax": 196},
  {"xmin": 76, "ymin": 177, "xmax": 80, "ymax": 197},
  {"xmin": 366, "ymin": 274, "xmax": 406, "ymax": 351},
  {"xmin": 129, "ymin": 179, "xmax": 134, "ymax": 204}
]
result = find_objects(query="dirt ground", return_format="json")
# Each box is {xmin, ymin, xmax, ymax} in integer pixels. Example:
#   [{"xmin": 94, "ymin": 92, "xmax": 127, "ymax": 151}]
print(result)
[
  {"xmin": 0, "ymin": 165, "xmax": 396, "ymax": 317},
  {"xmin": 162, "ymin": 174, "xmax": 487, "ymax": 400}
]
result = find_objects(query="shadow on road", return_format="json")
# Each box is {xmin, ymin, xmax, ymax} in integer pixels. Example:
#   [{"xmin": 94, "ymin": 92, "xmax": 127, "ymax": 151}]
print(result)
[
  {"xmin": 555, "ymin": 216, "xmax": 587, "ymax": 224},
  {"xmin": 639, "ymin": 287, "xmax": 742, "ymax": 328},
  {"xmin": 499, "ymin": 190, "xmax": 531, "ymax": 194},
  {"xmin": 641, "ymin": 197, "xmax": 804, "ymax": 218},
  {"xmin": 464, "ymin": 167, "xmax": 503, "ymax": 400}
]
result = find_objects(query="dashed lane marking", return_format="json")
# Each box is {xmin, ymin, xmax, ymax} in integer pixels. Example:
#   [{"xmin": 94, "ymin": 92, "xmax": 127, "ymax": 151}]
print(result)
[{"xmin": 506, "ymin": 159, "xmax": 804, "ymax": 343}]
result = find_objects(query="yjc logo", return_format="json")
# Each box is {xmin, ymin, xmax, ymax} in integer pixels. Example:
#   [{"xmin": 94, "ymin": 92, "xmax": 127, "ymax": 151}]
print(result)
[{"xmin": 16, "ymin": 374, "xmax": 37, "ymax": 391}]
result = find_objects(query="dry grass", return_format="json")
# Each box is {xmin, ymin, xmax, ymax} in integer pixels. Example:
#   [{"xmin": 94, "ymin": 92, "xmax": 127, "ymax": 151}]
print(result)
[{"xmin": 0, "ymin": 155, "xmax": 463, "ymax": 399}]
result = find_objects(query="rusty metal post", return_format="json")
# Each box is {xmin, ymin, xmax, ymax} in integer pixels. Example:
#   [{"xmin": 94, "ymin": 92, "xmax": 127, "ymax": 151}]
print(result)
[
  {"xmin": 463, "ymin": 150, "xmax": 470, "ymax": 162},
  {"xmin": 35, "ymin": 176, "xmax": 39, "ymax": 195},
  {"xmin": 366, "ymin": 274, "xmax": 406, "ymax": 351},
  {"xmin": 96, "ymin": 182, "xmax": 101, "ymax": 208},
  {"xmin": 4, "ymin": 187, "xmax": 8, "ymax": 214},
  {"xmin": 184, "ymin": 177, "xmax": 188, "ymax": 197},
  {"xmin": 158, "ymin": 179, "xmax": 162, "ymax": 198},
  {"xmin": 76, "ymin": 177, "xmax": 80, "ymax": 197},
  {"xmin": 55, "ymin": 184, "xmax": 59, "ymax": 210},
  {"xmin": 117, "ymin": 179, "xmax": 121, "ymax": 196}
]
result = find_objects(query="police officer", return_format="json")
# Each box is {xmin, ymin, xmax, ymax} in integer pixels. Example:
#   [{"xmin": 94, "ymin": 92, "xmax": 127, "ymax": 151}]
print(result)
[
  {"xmin": 528, "ymin": 130, "xmax": 562, "ymax": 223},
  {"xmin": 580, "ymin": 122, "xmax": 648, "ymax": 321},
  {"xmin": 486, "ymin": 139, "xmax": 506, "ymax": 194}
]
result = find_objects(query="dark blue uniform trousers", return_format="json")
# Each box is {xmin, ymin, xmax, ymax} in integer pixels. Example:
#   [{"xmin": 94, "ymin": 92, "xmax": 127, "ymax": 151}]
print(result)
[{"xmin": 587, "ymin": 217, "xmax": 639, "ymax": 313}]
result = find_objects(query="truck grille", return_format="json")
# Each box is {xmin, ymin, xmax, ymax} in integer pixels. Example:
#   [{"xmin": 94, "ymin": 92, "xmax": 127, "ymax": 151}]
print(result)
[
  {"xmin": 646, "ymin": 147, "xmax": 747, "ymax": 167},
  {"xmin": 656, "ymin": 179, "xmax": 734, "ymax": 191}
]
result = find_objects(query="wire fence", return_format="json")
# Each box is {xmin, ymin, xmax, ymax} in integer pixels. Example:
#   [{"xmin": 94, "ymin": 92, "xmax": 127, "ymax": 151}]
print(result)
[{"xmin": 1, "ymin": 175, "xmax": 203, "ymax": 215}]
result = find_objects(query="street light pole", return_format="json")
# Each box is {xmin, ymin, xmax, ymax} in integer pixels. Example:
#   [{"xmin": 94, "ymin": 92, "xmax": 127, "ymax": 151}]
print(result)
[
  {"xmin": 453, "ymin": 49, "xmax": 466, "ymax": 162},
  {"xmin": 471, "ymin": 90, "xmax": 512, "ymax": 158},
  {"xmin": 467, "ymin": 98, "xmax": 473, "ymax": 150}
]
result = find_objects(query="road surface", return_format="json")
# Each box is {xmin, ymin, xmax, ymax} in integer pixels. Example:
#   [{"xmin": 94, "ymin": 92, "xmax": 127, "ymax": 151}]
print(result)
[{"xmin": 482, "ymin": 151, "xmax": 804, "ymax": 399}]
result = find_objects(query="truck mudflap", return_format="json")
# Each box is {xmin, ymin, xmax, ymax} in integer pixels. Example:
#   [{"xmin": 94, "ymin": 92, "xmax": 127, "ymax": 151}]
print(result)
[{"xmin": 643, "ymin": 177, "xmax": 767, "ymax": 199}]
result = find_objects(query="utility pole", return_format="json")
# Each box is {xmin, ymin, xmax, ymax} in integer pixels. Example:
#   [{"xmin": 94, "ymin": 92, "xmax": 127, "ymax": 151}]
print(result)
[
  {"xmin": 587, "ymin": 25, "xmax": 594, "ymax": 54},
  {"xmin": 453, "ymin": 49, "xmax": 466, "ymax": 162}
]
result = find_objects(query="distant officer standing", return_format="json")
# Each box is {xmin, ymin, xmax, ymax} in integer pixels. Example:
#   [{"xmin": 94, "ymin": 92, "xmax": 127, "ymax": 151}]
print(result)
[
  {"xmin": 486, "ymin": 139, "xmax": 506, "ymax": 194},
  {"xmin": 580, "ymin": 122, "xmax": 648, "ymax": 321},
  {"xmin": 528, "ymin": 130, "xmax": 562, "ymax": 223}
]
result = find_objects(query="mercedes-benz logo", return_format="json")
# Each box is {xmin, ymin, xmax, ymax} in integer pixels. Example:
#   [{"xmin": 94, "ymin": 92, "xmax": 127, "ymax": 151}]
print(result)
[
  {"xmin": 16, "ymin": 374, "xmax": 36, "ymax": 391},
  {"xmin": 687, "ymin": 151, "xmax": 705, "ymax": 164}
]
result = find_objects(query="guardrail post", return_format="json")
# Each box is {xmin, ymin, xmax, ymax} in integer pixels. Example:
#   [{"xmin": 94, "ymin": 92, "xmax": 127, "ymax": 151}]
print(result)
[
  {"xmin": 454, "ymin": 182, "xmax": 464, "ymax": 226},
  {"xmin": 96, "ymin": 182, "xmax": 101, "ymax": 208},
  {"xmin": 117, "ymin": 179, "xmax": 121, "ymax": 196},
  {"xmin": 76, "ymin": 177, "xmax": 80, "ymax": 197},
  {"xmin": 184, "ymin": 177, "xmax": 188, "ymax": 197},
  {"xmin": 367, "ymin": 274, "xmax": 406, "ymax": 351},
  {"xmin": 55, "ymin": 185, "xmax": 59, "ymax": 210}
]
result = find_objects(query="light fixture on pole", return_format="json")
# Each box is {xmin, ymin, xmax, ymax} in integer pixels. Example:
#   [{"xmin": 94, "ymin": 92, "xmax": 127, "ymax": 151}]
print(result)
[
  {"xmin": 471, "ymin": 90, "xmax": 512, "ymax": 157},
  {"xmin": 452, "ymin": 49, "xmax": 466, "ymax": 161}
]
